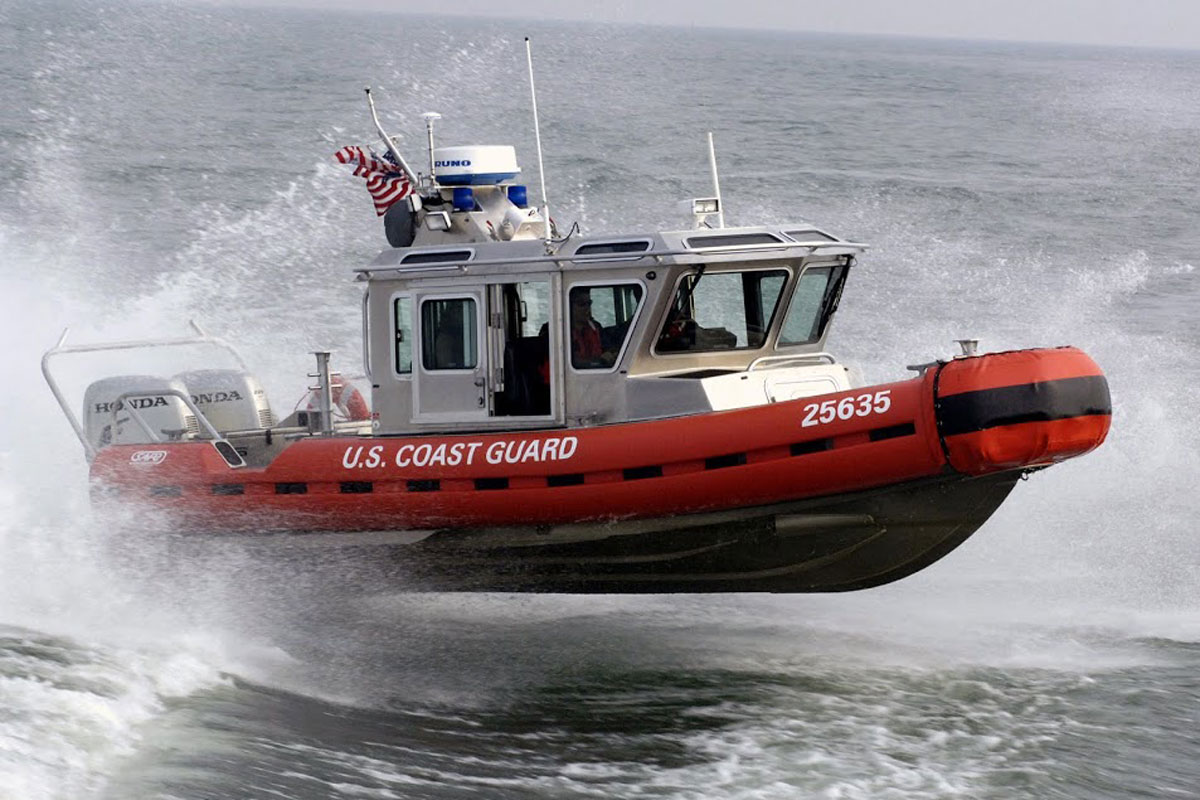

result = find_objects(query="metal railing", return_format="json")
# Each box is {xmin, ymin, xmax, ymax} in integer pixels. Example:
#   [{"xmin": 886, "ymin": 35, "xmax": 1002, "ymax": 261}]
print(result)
[
  {"xmin": 359, "ymin": 239, "xmax": 868, "ymax": 277},
  {"xmin": 746, "ymin": 352, "xmax": 838, "ymax": 371},
  {"xmin": 42, "ymin": 320, "xmax": 248, "ymax": 462},
  {"xmin": 110, "ymin": 388, "xmax": 245, "ymax": 468}
]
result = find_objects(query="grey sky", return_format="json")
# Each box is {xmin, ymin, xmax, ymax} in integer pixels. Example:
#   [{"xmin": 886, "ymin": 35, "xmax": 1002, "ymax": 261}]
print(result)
[{"xmin": 218, "ymin": 0, "xmax": 1200, "ymax": 50}]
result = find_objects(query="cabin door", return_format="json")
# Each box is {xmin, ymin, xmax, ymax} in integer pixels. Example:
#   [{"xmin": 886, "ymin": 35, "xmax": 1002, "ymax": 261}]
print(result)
[
  {"xmin": 488, "ymin": 278, "xmax": 558, "ymax": 420},
  {"xmin": 412, "ymin": 291, "xmax": 488, "ymax": 422}
]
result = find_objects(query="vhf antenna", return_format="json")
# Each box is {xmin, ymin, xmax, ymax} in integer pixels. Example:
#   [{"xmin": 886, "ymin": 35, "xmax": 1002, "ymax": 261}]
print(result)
[
  {"xmin": 707, "ymin": 132, "xmax": 726, "ymax": 229},
  {"xmin": 525, "ymin": 37, "xmax": 553, "ymax": 253},
  {"xmin": 421, "ymin": 112, "xmax": 442, "ymax": 193}
]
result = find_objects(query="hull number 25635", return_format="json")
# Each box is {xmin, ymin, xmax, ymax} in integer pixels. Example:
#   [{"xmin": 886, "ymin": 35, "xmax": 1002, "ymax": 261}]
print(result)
[{"xmin": 801, "ymin": 390, "xmax": 892, "ymax": 427}]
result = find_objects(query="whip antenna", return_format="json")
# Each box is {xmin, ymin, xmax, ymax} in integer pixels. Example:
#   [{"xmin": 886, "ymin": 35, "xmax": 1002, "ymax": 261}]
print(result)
[
  {"xmin": 707, "ymin": 132, "xmax": 726, "ymax": 228},
  {"xmin": 525, "ymin": 37, "xmax": 553, "ymax": 252},
  {"xmin": 421, "ymin": 111, "xmax": 442, "ymax": 191}
]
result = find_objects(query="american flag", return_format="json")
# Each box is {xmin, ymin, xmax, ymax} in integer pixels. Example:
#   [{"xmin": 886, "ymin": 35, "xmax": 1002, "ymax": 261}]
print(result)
[{"xmin": 334, "ymin": 145, "xmax": 414, "ymax": 216}]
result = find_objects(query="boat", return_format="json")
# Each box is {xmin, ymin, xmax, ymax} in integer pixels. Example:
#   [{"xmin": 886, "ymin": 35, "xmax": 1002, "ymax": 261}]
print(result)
[{"xmin": 41, "ymin": 77, "xmax": 1111, "ymax": 593}]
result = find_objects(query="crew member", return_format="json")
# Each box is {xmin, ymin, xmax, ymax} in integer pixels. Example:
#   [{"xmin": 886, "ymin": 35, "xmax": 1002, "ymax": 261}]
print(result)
[
  {"xmin": 306, "ymin": 372, "xmax": 370, "ymax": 421},
  {"xmin": 538, "ymin": 288, "xmax": 617, "ymax": 383},
  {"xmin": 569, "ymin": 288, "xmax": 616, "ymax": 369}
]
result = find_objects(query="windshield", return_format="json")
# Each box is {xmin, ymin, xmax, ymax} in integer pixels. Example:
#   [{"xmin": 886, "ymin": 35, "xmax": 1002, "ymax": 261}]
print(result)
[{"xmin": 656, "ymin": 268, "xmax": 788, "ymax": 353}]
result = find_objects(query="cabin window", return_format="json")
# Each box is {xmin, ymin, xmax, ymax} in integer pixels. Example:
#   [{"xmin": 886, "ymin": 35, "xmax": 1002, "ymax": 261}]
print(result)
[
  {"xmin": 569, "ymin": 284, "xmax": 644, "ymax": 370},
  {"xmin": 507, "ymin": 281, "xmax": 552, "ymax": 338},
  {"xmin": 421, "ymin": 297, "xmax": 478, "ymax": 370},
  {"xmin": 574, "ymin": 240, "xmax": 651, "ymax": 256},
  {"xmin": 401, "ymin": 249, "xmax": 474, "ymax": 264},
  {"xmin": 784, "ymin": 229, "xmax": 837, "ymax": 243},
  {"xmin": 393, "ymin": 295, "xmax": 413, "ymax": 374},
  {"xmin": 656, "ymin": 269, "xmax": 788, "ymax": 353},
  {"xmin": 778, "ymin": 265, "xmax": 847, "ymax": 346},
  {"xmin": 685, "ymin": 232, "xmax": 783, "ymax": 248}
]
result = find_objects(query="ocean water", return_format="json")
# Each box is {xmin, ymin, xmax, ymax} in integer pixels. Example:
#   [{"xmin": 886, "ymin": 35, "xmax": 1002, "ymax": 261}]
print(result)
[{"xmin": 2, "ymin": 1, "xmax": 1199, "ymax": 797}]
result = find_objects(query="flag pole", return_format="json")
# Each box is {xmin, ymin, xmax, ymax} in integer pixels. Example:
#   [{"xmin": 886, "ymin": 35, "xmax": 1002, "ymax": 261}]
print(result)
[{"xmin": 364, "ymin": 87, "xmax": 419, "ymax": 186}]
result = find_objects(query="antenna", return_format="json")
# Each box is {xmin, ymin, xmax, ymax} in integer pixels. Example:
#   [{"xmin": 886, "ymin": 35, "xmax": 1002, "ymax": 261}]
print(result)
[
  {"xmin": 707, "ymin": 132, "xmax": 725, "ymax": 229},
  {"xmin": 421, "ymin": 112, "xmax": 442, "ymax": 191},
  {"xmin": 683, "ymin": 134, "xmax": 724, "ymax": 228},
  {"xmin": 525, "ymin": 37, "xmax": 553, "ymax": 252}
]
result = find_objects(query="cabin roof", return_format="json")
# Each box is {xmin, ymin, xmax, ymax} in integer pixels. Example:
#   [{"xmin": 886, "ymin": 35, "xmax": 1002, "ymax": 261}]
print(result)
[{"xmin": 356, "ymin": 224, "xmax": 868, "ymax": 282}]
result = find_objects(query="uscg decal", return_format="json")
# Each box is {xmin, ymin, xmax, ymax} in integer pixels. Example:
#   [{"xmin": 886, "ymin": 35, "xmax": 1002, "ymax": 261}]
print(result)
[
  {"xmin": 341, "ymin": 436, "xmax": 579, "ymax": 470},
  {"xmin": 130, "ymin": 450, "xmax": 168, "ymax": 465}
]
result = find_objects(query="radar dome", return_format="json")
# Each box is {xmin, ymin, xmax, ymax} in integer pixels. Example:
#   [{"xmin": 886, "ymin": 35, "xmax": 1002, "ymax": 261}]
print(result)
[{"xmin": 433, "ymin": 145, "xmax": 520, "ymax": 185}]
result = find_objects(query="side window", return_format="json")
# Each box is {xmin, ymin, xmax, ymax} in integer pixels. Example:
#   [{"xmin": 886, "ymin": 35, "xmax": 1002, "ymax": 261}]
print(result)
[
  {"xmin": 421, "ymin": 298, "xmax": 478, "ymax": 370},
  {"xmin": 568, "ymin": 284, "xmax": 643, "ymax": 370},
  {"xmin": 750, "ymin": 273, "xmax": 786, "ymax": 347},
  {"xmin": 779, "ymin": 266, "xmax": 844, "ymax": 346},
  {"xmin": 511, "ymin": 281, "xmax": 551, "ymax": 338},
  {"xmin": 657, "ymin": 269, "xmax": 788, "ymax": 353},
  {"xmin": 393, "ymin": 296, "xmax": 413, "ymax": 374}
]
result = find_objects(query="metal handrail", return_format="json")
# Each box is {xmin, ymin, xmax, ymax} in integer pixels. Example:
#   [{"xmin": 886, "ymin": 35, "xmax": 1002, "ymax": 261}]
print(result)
[
  {"xmin": 110, "ymin": 387, "xmax": 246, "ymax": 468},
  {"xmin": 359, "ymin": 239, "xmax": 868, "ymax": 276},
  {"xmin": 746, "ymin": 352, "xmax": 838, "ymax": 371},
  {"xmin": 110, "ymin": 388, "xmax": 222, "ymax": 443},
  {"xmin": 41, "ymin": 320, "xmax": 249, "ymax": 462}
]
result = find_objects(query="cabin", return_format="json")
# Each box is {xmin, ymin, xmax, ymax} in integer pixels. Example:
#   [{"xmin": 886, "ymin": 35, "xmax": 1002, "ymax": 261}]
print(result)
[{"xmin": 361, "ymin": 209, "xmax": 865, "ymax": 435}]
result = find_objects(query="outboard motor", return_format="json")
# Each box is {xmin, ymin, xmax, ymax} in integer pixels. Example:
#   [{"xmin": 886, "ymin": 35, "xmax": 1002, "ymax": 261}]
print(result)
[
  {"xmin": 175, "ymin": 369, "xmax": 274, "ymax": 433},
  {"xmin": 82, "ymin": 376, "xmax": 194, "ymax": 452}
]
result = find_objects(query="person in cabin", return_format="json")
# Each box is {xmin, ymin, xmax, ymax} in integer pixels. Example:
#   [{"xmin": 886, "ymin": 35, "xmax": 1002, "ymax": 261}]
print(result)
[
  {"xmin": 305, "ymin": 372, "xmax": 370, "ymax": 422},
  {"xmin": 536, "ymin": 287, "xmax": 619, "ymax": 384},
  {"xmin": 568, "ymin": 287, "xmax": 616, "ymax": 369}
]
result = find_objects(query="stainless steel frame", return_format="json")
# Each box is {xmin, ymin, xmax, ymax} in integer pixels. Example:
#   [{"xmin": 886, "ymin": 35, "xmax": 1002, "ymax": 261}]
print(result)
[
  {"xmin": 109, "ymin": 388, "xmax": 246, "ymax": 468},
  {"xmin": 41, "ymin": 320, "xmax": 248, "ymax": 462}
]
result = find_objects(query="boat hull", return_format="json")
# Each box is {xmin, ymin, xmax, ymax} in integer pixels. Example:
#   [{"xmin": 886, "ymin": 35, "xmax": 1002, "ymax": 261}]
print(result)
[
  {"xmin": 87, "ymin": 347, "xmax": 1110, "ymax": 592},
  {"xmin": 187, "ymin": 470, "xmax": 1020, "ymax": 593}
]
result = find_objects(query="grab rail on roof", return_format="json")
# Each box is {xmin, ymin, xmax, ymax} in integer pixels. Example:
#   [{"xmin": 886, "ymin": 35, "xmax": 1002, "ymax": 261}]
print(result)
[{"xmin": 358, "ymin": 240, "xmax": 867, "ymax": 277}]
